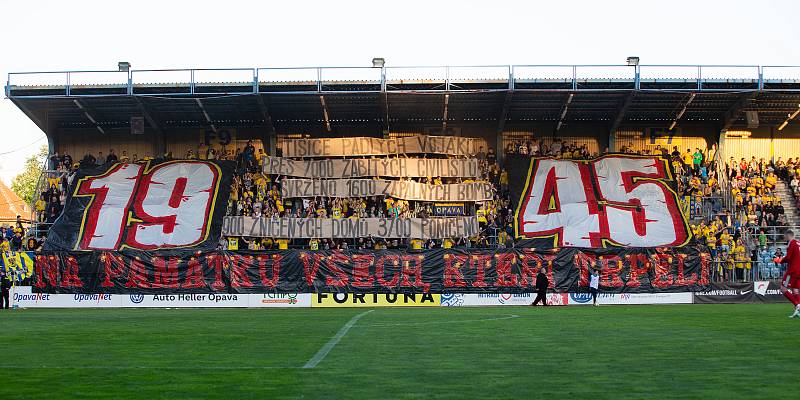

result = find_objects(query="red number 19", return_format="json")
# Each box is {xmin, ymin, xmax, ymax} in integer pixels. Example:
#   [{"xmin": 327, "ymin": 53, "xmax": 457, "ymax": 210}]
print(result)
[{"xmin": 74, "ymin": 161, "xmax": 221, "ymax": 251}]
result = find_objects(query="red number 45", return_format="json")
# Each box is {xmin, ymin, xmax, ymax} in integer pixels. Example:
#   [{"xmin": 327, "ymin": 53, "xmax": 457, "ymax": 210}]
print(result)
[{"xmin": 515, "ymin": 155, "xmax": 690, "ymax": 248}]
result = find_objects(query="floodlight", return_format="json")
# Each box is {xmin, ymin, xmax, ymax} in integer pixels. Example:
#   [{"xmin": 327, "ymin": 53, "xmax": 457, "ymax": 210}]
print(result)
[{"xmin": 372, "ymin": 58, "xmax": 385, "ymax": 68}]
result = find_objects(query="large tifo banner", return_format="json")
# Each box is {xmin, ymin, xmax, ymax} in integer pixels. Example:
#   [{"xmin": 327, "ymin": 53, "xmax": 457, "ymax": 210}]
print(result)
[
  {"xmin": 280, "ymin": 135, "xmax": 487, "ymax": 157},
  {"xmin": 281, "ymin": 179, "xmax": 494, "ymax": 201},
  {"xmin": 508, "ymin": 154, "xmax": 691, "ymax": 248},
  {"xmin": 263, "ymin": 156, "xmax": 480, "ymax": 179},
  {"xmin": 43, "ymin": 160, "xmax": 234, "ymax": 252},
  {"xmin": 33, "ymin": 247, "xmax": 711, "ymax": 294},
  {"xmin": 222, "ymin": 216, "xmax": 480, "ymax": 239}
]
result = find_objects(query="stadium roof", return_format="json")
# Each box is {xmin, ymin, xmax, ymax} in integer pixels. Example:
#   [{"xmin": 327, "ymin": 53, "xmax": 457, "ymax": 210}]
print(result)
[{"xmin": 5, "ymin": 65, "xmax": 800, "ymax": 135}]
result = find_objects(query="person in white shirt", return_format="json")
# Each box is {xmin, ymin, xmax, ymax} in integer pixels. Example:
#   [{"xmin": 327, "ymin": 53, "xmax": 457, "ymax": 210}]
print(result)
[{"xmin": 589, "ymin": 268, "xmax": 600, "ymax": 306}]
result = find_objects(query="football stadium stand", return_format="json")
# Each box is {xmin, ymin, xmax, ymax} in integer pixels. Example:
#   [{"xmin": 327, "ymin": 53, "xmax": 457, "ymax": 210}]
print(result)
[{"xmin": 5, "ymin": 63, "xmax": 800, "ymax": 291}]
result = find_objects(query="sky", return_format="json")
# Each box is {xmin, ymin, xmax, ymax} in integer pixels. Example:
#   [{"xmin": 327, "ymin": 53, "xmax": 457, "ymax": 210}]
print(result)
[{"xmin": 0, "ymin": 0, "xmax": 798, "ymax": 185}]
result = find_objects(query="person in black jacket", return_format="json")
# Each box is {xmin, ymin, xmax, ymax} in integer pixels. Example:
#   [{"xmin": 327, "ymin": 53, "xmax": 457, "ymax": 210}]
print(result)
[
  {"xmin": 0, "ymin": 270, "xmax": 11, "ymax": 309},
  {"xmin": 531, "ymin": 267, "xmax": 549, "ymax": 306}
]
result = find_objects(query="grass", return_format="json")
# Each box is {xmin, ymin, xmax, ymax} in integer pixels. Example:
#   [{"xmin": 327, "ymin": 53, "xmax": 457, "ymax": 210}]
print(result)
[{"xmin": 1, "ymin": 304, "xmax": 798, "ymax": 399}]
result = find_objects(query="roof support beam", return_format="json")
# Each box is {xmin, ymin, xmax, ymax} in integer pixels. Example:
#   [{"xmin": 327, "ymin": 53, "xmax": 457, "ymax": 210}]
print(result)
[
  {"xmin": 721, "ymin": 91, "xmax": 758, "ymax": 131},
  {"xmin": 442, "ymin": 93, "xmax": 450, "ymax": 132},
  {"xmin": 668, "ymin": 93, "xmax": 696, "ymax": 131},
  {"xmin": 777, "ymin": 104, "xmax": 800, "ymax": 131},
  {"xmin": 555, "ymin": 93, "xmax": 574, "ymax": 131},
  {"xmin": 255, "ymin": 94, "xmax": 276, "ymax": 134},
  {"xmin": 73, "ymin": 99, "xmax": 106, "ymax": 135},
  {"xmin": 195, "ymin": 98, "xmax": 217, "ymax": 133},
  {"xmin": 133, "ymin": 97, "xmax": 165, "ymax": 156},
  {"xmin": 496, "ymin": 90, "xmax": 513, "ymax": 135},
  {"xmin": 379, "ymin": 91, "xmax": 389, "ymax": 134},
  {"xmin": 319, "ymin": 95, "xmax": 332, "ymax": 132},
  {"xmin": 133, "ymin": 97, "xmax": 164, "ymax": 136},
  {"xmin": 609, "ymin": 91, "xmax": 635, "ymax": 135},
  {"xmin": 255, "ymin": 94, "xmax": 277, "ymax": 155},
  {"xmin": 496, "ymin": 90, "xmax": 513, "ymax": 162}
]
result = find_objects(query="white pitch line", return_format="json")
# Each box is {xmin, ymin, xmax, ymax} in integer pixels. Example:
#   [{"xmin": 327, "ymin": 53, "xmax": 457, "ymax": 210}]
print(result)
[
  {"xmin": 303, "ymin": 309, "xmax": 375, "ymax": 369},
  {"xmin": 362, "ymin": 314, "xmax": 520, "ymax": 327},
  {"xmin": 0, "ymin": 365, "xmax": 301, "ymax": 370}
]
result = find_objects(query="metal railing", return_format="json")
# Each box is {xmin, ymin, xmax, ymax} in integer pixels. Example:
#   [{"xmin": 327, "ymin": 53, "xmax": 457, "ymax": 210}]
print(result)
[
  {"xmin": 6, "ymin": 64, "xmax": 800, "ymax": 97},
  {"xmin": 28, "ymin": 165, "xmax": 63, "ymax": 239},
  {"xmin": 713, "ymin": 147, "xmax": 736, "ymax": 213},
  {"xmin": 745, "ymin": 225, "xmax": 799, "ymax": 246},
  {"xmin": 683, "ymin": 196, "xmax": 726, "ymax": 221},
  {"xmin": 708, "ymin": 259, "xmax": 777, "ymax": 283}
]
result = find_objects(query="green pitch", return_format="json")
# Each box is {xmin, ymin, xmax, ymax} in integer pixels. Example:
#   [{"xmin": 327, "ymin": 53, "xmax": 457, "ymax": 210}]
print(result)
[{"xmin": 1, "ymin": 304, "xmax": 797, "ymax": 399}]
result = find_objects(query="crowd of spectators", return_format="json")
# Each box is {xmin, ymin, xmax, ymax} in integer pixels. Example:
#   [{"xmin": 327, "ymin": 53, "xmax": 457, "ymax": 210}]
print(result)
[
  {"xmin": 690, "ymin": 213, "xmax": 752, "ymax": 281},
  {"xmin": 695, "ymin": 155, "xmax": 799, "ymax": 281},
  {"xmin": 726, "ymin": 156, "xmax": 786, "ymax": 229},
  {"xmin": 27, "ymin": 139, "xmax": 800, "ymax": 283},
  {"xmin": 506, "ymin": 140, "xmax": 721, "ymax": 201},
  {"xmin": 0, "ymin": 216, "xmax": 39, "ymax": 252},
  {"xmin": 504, "ymin": 139, "xmax": 594, "ymax": 159},
  {"xmin": 224, "ymin": 141, "xmax": 514, "ymax": 251},
  {"xmin": 35, "ymin": 142, "xmax": 514, "ymax": 251},
  {"xmin": 32, "ymin": 140, "xmax": 729, "ymax": 254}
]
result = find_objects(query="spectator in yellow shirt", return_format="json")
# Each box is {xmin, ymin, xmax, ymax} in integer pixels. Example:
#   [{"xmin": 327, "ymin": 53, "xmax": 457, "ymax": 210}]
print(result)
[
  {"xmin": 682, "ymin": 149, "xmax": 694, "ymax": 166},
  {"xmin": 35, "ymin": 195, "xmax": 47, "ymax": 222}
]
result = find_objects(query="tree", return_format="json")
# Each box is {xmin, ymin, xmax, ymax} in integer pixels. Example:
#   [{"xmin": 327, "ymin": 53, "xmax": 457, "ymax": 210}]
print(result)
[{"xmin": 11, "ymin": 144, "xmax": 49, "ymax": 205}]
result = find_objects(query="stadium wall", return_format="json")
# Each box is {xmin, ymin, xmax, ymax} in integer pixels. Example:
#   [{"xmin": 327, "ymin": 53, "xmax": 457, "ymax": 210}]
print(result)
[
  {"xmin": 613, "ymin": 131, "xmax": 709, "ymax": 154},
  {"xmin": 163, "ymin": 127, "xmax": 267, "ymax": 158},
  {"xmin": 723, "ymin": 127, "xmax": 800, "ymax": 162},
  {"xmin": 53, "ymin": 127, "xmax": 270, "ymax": 161},
  {"xmin": 55, "ymin": 129, "xmax": 159, "ymax": 163}
]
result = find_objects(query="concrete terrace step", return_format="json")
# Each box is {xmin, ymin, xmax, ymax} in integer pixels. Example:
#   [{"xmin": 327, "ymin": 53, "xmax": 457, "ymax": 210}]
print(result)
[{"xmin": 775, "ymin": 181, "xmax": 800, "ymax": 225}]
